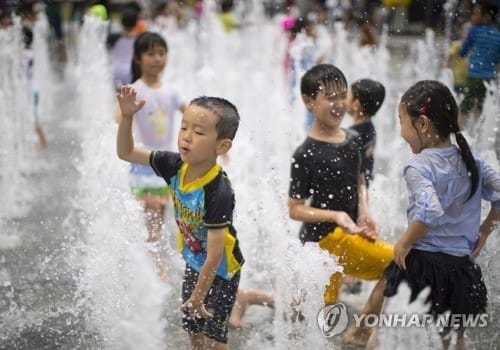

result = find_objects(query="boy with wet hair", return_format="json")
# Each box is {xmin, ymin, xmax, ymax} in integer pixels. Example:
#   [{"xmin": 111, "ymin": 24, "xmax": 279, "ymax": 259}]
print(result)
[
  {"xmin": 288, "ymin": 64, "xmax": 393, "ymax": 345},
  {"xmin": 347, "ymin": 78, "xmax": 386, "ymax": 186},
  {"xmin": 117, "ymin": 86, "xmax": 244, "ymax": 349}
]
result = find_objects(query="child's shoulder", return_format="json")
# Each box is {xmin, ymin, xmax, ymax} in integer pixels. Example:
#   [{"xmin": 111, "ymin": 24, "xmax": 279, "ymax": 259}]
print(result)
[
  {"xmin": 405, "ymin": 147, "xmax": 463, "ymax": 174},
  {"xmin": 204, "ymin": 168, "xmax": 235, "ymax": 202},
  {"xmin": 350, "ymin": 121, "xmax": 376, "ymax": 134},
  {"xmin": 293, "ymin": 129, "xmax": 361, "ymax": 154},
  {"xmin": 151, "ymin": 150, "xmax": 183, "ymax": 178},
  {"xmin": 474, "ymin": 24, "xmax": 500, "ymax": 34}
]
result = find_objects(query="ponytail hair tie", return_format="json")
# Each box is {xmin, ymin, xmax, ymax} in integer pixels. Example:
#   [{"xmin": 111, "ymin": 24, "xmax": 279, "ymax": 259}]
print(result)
[
  {"xmin": 455, "ymin": 130, "xmax": 463, "ymax": 135},
  {"xmin": 419, "ymin": 96, "xmax": 431, "ymax": 115}
]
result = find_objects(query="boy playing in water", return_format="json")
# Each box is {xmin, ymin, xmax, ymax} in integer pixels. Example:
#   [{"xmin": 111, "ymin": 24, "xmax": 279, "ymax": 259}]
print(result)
[
  {"xmin": 347, "ymin": 78, "xmax": 385, "ymax": 187},
  {"xmin": 458, "ymin": 0, "xmax": 500, "ymax": 125},
  {"xmin": 343, "ymin": 78, "xmax": 386, "ymax": 294},
  {"xmin": 116, "ymin": 86, "xmax": 244, "ymax": 349},
  {"xmin": 288, "ymin": 64, "xmax": 393, "ymax": 345}
]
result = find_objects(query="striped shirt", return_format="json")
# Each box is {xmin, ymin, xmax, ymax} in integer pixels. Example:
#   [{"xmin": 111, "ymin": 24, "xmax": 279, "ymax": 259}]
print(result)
[{"xmin": 459, "ymin": 25, "xmax": 500, "ymax": 79}]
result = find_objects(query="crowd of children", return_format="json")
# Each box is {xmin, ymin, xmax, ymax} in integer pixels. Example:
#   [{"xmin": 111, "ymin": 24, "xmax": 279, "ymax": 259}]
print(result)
[
  {"xmin": 1, "ymin": 0, "xmax": 499, "ymax": 349},
  {"xmin": 113, "ymin": 30, "xmax": 498, "ymax": 350}
]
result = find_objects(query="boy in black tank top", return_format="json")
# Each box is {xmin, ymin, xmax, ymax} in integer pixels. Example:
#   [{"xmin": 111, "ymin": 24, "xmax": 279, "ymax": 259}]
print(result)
[{"xmin": 288, "ymin": 64, "xmax": 393, "ymax": 346}]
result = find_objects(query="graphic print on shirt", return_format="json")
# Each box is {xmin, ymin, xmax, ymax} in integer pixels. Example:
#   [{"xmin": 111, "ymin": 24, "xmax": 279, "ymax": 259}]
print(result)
[
  {"xmin": 147, "ymin": 108, "xmax": 168, "ymax": 137},
  {"xmin": 172, "ymin": 191, "xmax": 206, "ymax": 254}
]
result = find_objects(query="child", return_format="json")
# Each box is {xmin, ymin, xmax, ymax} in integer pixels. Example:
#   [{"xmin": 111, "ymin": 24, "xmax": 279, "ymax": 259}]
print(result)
[
  {"xmin": 229, "ymin": 288, "xmax": 275, "ymax": 329},
  {"xmin": 127, "ymin": 1, "xmax": 148, "ymax": 35},
  {"xmin": 342, "ymin": 78, "xmax": 385, "ymax": 295},
  {"xmin": 117, "ymin": 88, "xmax": 244, "ymax": 349},
  {"xmin": 115, "ymin": 32, "xmax": 187, "ymax": 281},
  {"xmin": 445, "ymin": 21, "xmax": 469, "ymax": 95},
  {"xmin": 286, "ymin": 17, "xmax": 326, "ymax": 128},
  {"xmin": 458, "ymin": 1, "xmax": 500, "ymax": 123},
  {"xmin": 153, "ymin": 0, "xmax": 186, "ymax": 30},
  {"xmin": 22, "ymin": 25, "xmax": 48, "ymax": 149},
  {"xmin": 288, "ymin": 64, "xmax": 393, "ymax": 345},
  {"xmin": 218, "ymin": 0, "xmax": 239, "ymax": 32},
  {"xmin": 107, "ymin": 5, "xmax": 140, "ymax": 90},
  {"xmin": 382, "ymin": 80, "xmax": 500, "ymax": 349},
  {"xmin": 347, "ymin": 78, "xmax": 385, "ymax": 186}
]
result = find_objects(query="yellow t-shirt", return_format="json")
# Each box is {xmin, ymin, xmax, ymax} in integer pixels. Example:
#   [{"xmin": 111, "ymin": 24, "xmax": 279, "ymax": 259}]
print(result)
[
  {"xmin": 449, "ymin": 40, "xmax": 468, "ymax": 87},
  {"xmin": 90, "ymin": 4, "xmax": 108, "ymax": 20},
  {"xmin": 218, "ymin": 13, "xmax": 237, "ymax": 32}
]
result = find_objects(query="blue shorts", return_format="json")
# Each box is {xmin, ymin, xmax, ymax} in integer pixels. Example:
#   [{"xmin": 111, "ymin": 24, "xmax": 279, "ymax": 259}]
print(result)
[{"xmin": 181, "ymin": 264, "xmax": 240, "ymax": 344}]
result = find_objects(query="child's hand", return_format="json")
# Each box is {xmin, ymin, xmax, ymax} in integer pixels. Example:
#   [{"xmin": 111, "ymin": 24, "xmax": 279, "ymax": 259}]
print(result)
[
  {"xmin": 116, "ymin": 85, "xmax": 145, "ymax": 118},
  {"xmin": 334, "ymin": 211, "xmax": 363, "ymax": 234},
  {"xmin": 180, "ymin": 297, "xmax": 213, "ymax": 319},
  {"xmin": 393, "ymin": 239, "xmax": 411, "ymax": 270},
  {"xmin": 357, "ymin": 215, "xmax": 379, "ymax": 240}
]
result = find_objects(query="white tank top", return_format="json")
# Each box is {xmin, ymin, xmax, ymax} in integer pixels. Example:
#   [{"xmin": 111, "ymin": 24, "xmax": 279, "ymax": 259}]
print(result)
[{"xmin": 131, "ymin": 79, "xmax": 182, "ymax": 150}]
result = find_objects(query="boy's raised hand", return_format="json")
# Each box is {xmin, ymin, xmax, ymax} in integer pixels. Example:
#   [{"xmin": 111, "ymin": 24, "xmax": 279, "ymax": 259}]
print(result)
[{"xmin": 116, "ymin": 85, "xmax": 145, "ymax": 118}]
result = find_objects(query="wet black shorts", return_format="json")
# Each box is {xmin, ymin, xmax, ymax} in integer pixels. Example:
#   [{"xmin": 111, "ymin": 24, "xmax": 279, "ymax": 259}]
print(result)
[
  {"xmin": 384, "ymin": 249, "xmax": 487, "ymax": 322},
  {"xmin": 181, "ymin": 264, "xmax": 240, "ymax": 344}
]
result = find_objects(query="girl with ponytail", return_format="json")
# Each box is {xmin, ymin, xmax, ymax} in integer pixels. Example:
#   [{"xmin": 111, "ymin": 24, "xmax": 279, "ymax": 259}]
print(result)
[{"xmin": 382, "ymin": 80, "xmax": 500, "ymax": 348}]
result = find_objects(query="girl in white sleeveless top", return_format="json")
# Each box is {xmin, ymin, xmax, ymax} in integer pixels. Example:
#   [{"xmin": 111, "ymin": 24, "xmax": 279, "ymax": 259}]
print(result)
[{"xmin": 115, "ymin": 32, "xmax": 187, "ymax": 281}]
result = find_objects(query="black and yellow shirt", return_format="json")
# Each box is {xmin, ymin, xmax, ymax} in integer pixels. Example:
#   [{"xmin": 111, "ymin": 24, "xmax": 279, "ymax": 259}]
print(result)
[{"xmin": 150, "ymin": 151, "xmax": 244, "ymax": 280}]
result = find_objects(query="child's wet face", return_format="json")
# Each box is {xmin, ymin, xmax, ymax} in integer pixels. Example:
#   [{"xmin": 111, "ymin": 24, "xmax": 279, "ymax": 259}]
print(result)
[
  {"xmin": 398, "ymin": 103, "xmax": 421, "ymax": 154},
  {"xmin": 311, "ymin": 85, "xmax": 347, "ymax": 128},
  {"xmin": 178, "ymin": 105, "xmax": 220, "ymax": 166}
]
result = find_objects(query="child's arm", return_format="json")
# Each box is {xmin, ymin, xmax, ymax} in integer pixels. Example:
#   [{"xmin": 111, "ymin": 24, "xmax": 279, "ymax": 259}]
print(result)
[
  {"xmin": 472, "ymin": 208, "xmax": 500, "ymax": 257},
  {"xmin": 181, "ymin": 228, "xmax": 225, "ymax": 318},
  {"xmin": 114, "ymin": 107, "xmax": 122, "ymax": 123},
  {"xmin": 288, "ymin": 198, "xmax": 364, "ymax": 234},
  {"xmin": 357, "ymin": 174, "xmax": 379, "ymax": 240},
  {"xmin": 116, "ymin": 85, "xmax": 150, "ymax": 165},
  {"xmin": 459, "ymin": 28, "xmax": 474, "ymax": 57},
  {"xmin": 394, "ymin": 221, "xmax": 430, "ymax": 270}
]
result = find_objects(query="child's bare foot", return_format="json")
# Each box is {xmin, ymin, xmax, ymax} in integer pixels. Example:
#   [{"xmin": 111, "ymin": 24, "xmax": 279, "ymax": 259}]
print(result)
[
  {"xmin": 344, "ymin": 325, "xmax": 371, "ymax": 347},
  {"xmin": 230, "ymin": 289, "xmax": 252, "ymax": 329}
]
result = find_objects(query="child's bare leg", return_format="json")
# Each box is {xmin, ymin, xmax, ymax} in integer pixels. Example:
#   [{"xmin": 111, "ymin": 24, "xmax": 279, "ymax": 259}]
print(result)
[
  {"xmin": 143, "ymin": 196, "xmax": 169, "ymax": 282},
  {"xmin": 204, "ymin": 336, "xmax": 228, "ymax": 350},
  {"xmin": 441, "ymin": 328, "xmax": 466, "ymax": 350},
  {"xmin": 242, "ymin": 288, "xmax": 275, "ymax": 308},
  {"xmin": 365, "ymin": 297, "xmax": 388, "ymax": 350},
  {"xmin": 230, "ymin": 288, "xmax": 274, "ymax": 328},
  {"xmin": 35, "ymin": 123, "xmax": 48, "ymax": 148},
  {"xmin": 345, "ymin": 278, "xmax": 386, "ymax": 346},
  {"xmin": 188, "ymin": 333, "xmax": 204, "ymax": 350},
  {"xmin": 441, "ymin": 329, "xmax": 451, "ymax": 350},
  {"xmin": 456, "ymin": 329, "xmax": 467, "ymax": 350}
]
